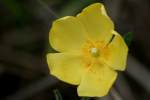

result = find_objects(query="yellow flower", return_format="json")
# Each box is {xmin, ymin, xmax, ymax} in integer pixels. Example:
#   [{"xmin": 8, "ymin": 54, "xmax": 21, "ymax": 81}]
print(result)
[{"xmin": 47, "ymin": 3, "xmax": 128, "ymax": 97}]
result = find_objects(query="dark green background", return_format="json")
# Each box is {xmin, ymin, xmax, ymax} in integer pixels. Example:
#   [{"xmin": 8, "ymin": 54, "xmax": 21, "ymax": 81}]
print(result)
[{"xmin": 0, "ymin": 0, "xmax": 150, "ymax": 100}]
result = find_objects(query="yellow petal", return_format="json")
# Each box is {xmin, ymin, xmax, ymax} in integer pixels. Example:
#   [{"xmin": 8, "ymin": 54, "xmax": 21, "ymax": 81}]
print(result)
[
  {"xmin": 50, "ymin": 16, "xmax": 87, "ymax": 52},
  {"xmin": 77, "ymin": 3, "xmax": 114, "ymax": 44},
  {"xmin": 77, "ymin": 63, "xmax": 117, "ymax": 97},
  {"xmin": 105, "ymin": 31, "xmax": 128, "ymax": 71},
  {"xmin": 47, "ymin": 52, "xmax": 85, "ymax": 85}
]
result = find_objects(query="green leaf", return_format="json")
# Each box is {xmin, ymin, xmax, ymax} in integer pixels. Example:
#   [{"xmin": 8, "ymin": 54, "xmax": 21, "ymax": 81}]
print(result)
[
  {"xmin": 123, "ymin": 32, "xmax": 133, "ymax": 46},
  {"xmin": 53, "ymin": 89, "xmax": 63, "ymax": 100}
]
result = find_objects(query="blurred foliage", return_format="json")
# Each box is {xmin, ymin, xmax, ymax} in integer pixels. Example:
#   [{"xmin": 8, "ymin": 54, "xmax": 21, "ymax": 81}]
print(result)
[
  {"xmin": 58, "ymin": 0, "xmax": 101, "ymax": 17},
  {"xmin": 0, "ymin": 0, "xmax": 31, "ymax": 28}
]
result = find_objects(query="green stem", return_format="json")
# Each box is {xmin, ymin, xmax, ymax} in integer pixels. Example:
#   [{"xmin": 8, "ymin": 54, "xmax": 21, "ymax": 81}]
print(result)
[
  {"xmin": 81, "ymin": 97, "xmax": 91, "ymax": 100},
  {"xmin": 53, "ymin": 89, "xmax": 63, "ymax": 100}
]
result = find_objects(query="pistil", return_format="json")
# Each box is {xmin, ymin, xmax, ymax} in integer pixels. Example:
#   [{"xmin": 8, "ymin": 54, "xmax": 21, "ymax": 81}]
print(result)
[{"xmin": 90, "ymin": 48, "xmax": 100, "ymax": 57}]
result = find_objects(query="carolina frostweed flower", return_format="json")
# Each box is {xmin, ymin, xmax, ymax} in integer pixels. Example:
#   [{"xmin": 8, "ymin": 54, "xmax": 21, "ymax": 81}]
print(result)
[{"xmin": 47, "ymin": 3, "xmax": 128, "ymax": 97}]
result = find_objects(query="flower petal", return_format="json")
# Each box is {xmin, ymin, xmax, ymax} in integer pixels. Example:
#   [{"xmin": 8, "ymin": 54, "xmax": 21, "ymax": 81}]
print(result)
[
  {"xmin": 77, "ymin": 63, "xmax": 117, "ymax": 97},
  {"xmin": 47, "ymin": 52, "xmax": 85, "ymax": 85},
  {"xmin": 105, "ymin": 31, "xmax": 128, "ymax": 71},
  {"xmin": 77, "ymin": 3, "xmax": 114, "ymax": 44},
  {"xmin": 50, "ymin": 16, "xmax": 87, "ymax": 52}
]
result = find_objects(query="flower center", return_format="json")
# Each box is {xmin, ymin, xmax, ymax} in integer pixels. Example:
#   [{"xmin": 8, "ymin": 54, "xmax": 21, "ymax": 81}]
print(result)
[{"xmin": 90, "ymin": 48, "xmax": 100, "ymax": 57}]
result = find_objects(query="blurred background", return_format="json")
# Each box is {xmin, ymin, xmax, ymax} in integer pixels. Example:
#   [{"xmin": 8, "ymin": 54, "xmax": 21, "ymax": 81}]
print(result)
[{"xmin": 0, "ymin": 0, "xmax": 150, "ymax": 100}]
